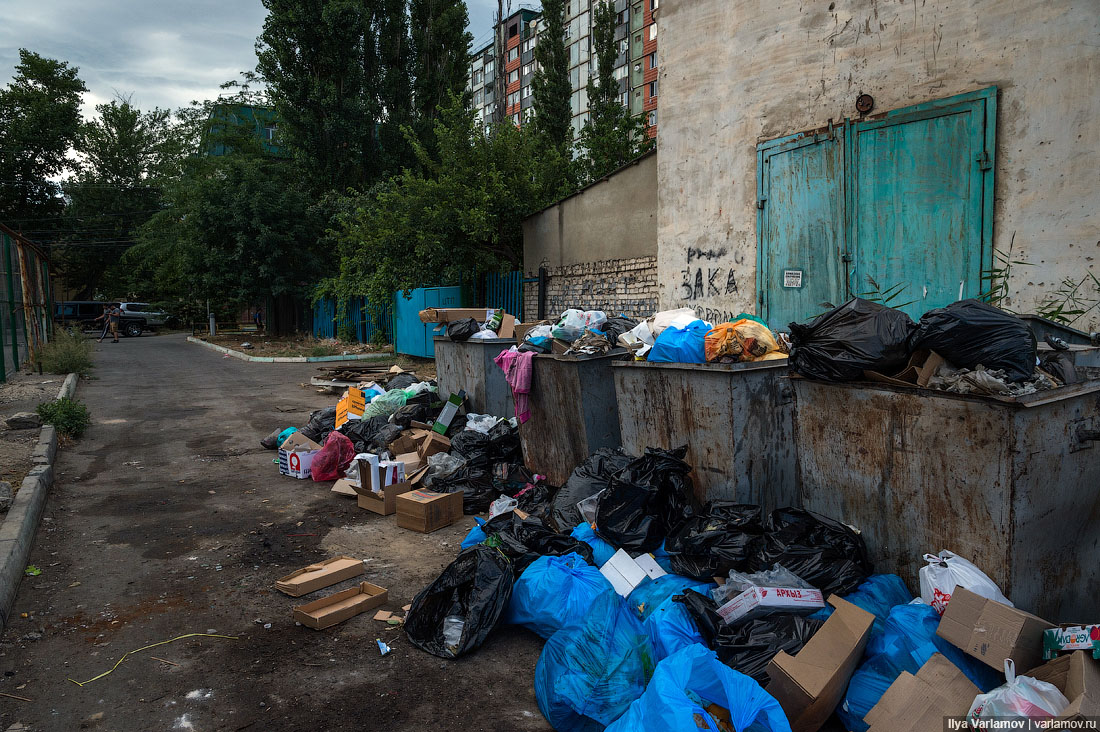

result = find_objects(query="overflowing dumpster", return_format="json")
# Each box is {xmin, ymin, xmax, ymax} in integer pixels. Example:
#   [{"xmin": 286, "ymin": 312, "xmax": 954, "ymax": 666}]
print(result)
[
  {"xmin": 792, "ymin": 375, "xmax": 1100, "ymax": 621},
  {"xmin": 611, "ymin": 359, "xmax": 798, "ymax": 508},
  {"xmin": 433, "ymin": 336, "xmax": 515, "ymax": 418},
  {"xmin": 519, "ymin": 353, "xmax": 624, "ymax": 485}
]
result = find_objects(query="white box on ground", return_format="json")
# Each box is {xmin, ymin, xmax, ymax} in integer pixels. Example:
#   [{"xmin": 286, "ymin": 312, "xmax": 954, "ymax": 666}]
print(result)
[
  {"xmin": 633, "ymin": 553, "xmax": 667, "ymax": 581},
  {"xmin": 278, "ymin": 449, "xmax": 318, "ymax": 479},
  {"xmin": 370, "ymin": 460, "xmax": 405, "ymax": 494},
  {"xmin": 600, "ymin": 549, "xmax": 650, "ymax": 597},
  {"xmin": 717, "ymin": 585, "xmax": 825, "ymax": 625}
]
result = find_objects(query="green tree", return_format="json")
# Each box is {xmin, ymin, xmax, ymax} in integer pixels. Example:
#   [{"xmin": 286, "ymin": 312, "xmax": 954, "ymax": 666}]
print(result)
[
  {"xmin": 256, "ymin": 0, "xmax": 379, "ymax": 192},
  {"xmin": 377, "ymin": 0, "xmax": 416, "ymax": 173},
  {"xmin": 409, "ymin": 0, "xmax": 472, "ymax": 141},
  {"xmin": 0, "ymin": 50, "xmax": 86, "ymax": 228},
  {"xmin": 57, "ymin": 98, "xmax": 178, "ymax": 298},
  {"xmin": 530, "ymin": 0, "xmax": 572, "ymax": 154},
  {"xmin": 578, "ymin": 0, "xmax": 652, "ymax": 182}
]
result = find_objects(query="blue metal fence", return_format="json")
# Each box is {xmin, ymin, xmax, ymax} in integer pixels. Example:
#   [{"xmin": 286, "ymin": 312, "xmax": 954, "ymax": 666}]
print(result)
[
  {"xmin": 485, "ymin": 270, "xmax": 525, "ymax": 320},
  {"xmin": 313, "ymin": 297, "xmax": 392, "ymax": 343}
]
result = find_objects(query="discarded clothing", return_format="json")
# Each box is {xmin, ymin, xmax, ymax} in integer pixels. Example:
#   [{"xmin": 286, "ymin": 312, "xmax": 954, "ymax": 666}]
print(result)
[{"xmin": 494, "ymin": 347, "xmax": 535, "ymax": 424}]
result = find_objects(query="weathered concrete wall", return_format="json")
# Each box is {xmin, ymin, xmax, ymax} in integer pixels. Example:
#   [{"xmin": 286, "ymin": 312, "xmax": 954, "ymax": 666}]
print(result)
[
  {"xmin": 522, "ymin": 255, "xmax": 658, "ymax": 321},
  {"xmin": 657, "ymin": 0, "xmax": 1100, "ymax": 331},
  {"xmin": 524, "ymin": 151, "xmax": 657, "ymax": 272}
]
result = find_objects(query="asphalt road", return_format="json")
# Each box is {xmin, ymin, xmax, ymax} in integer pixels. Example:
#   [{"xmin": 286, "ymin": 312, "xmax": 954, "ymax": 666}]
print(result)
[{"xmin": 0, "ymin": 333, "xmax": 549, "ymax": 732}]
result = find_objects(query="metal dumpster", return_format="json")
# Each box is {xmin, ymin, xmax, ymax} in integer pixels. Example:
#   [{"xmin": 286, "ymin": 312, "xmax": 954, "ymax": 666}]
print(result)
[
  {"xmin": 433, "ymin": 337, "xmax": 516, "ymax": 417},
  {"xmin": 519, "ymin": 352, "xmax": 624, "ymax": 485},
  {"xmin": 793, "ymin": 376, "xmax": 1100, "ymax": 622},
  {"xmin": 611, "ymin": 359, "xmax": 798, "ymax": 509}
]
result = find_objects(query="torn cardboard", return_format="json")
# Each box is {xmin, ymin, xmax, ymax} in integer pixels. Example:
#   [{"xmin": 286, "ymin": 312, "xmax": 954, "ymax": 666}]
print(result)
[
  {"xmin": 417, "ymin": 432, "xmax": 451, "ymax": 460},
  {"xmin": 275, "ymin": 557, "xmax": 365, "ymax": 597},
  {"xmin": 418, "ymin": 307, "xmax": 491, "ymax": 324},
  {"xmin": 292, "ymin": 582, "xmax": 388, "ymax": 629},
  {"xmin": 396, "ymin": 490, "xmax": 463, "ymax": 533},
  {"xmin": 1027, "ymin": 651, "xmax": 1100, "ymax": 721},
  {"xmin": 514, "ymin": 320, "xmax": 551, "ymax": 343},
  {"xmin": 936, "ymin": 586, "xmax": 1055, "ymax": 672},
  {"xmin": 357, "ymin": 467, "xmax": 427, "ymax": 516},
  {"xmin": 863, "ymin": 653, "xmax": 980, "ymax": 732},
  {"xmin": 331, "ymin": 479, "xmax": 357, "ymax": 497},
  {"xmin": 863, "ymin": 350, "xmax": 945, "ymax": 388},
  {"xmin": 766, "ymin": 595, "xmax": 875, "ymax": 732}
]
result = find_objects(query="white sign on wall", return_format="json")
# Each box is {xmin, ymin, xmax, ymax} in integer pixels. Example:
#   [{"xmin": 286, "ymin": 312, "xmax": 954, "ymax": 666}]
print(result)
[{"xmin": 783, "ymin": 270, "xmax": 804, "ymax": 288}]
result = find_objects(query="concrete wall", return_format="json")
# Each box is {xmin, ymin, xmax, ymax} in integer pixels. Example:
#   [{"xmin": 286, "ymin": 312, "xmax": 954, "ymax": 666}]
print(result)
[
  {"xmin": 522, "ymin": 255, "xmax": 658, "ymax": 322},
  {"xmin": 657, "ymin": 0, "xmax": 1100, "ymax": 331},
  {"xmin": 523, "ymin": 151, "xmax": 657, "ymax": 272}
]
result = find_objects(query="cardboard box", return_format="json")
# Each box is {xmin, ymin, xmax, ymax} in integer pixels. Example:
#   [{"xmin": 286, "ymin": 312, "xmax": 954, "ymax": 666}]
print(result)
[
  {"xmin": 275, "ymin": 557, "xmax": 365, "ymax": 597},
  {"xmin": 292, "ymin": 582, "xmax": 388, "ymax": 629},
  {"xmin": 280, "ymin": 431, "xmax": 322, "ymax": 452},
  {"xmin": 395, "ymin": 490, "xmax": 463, "ymax": 533},
  {"xmin": 395, "ymin": 451, "xmax": 423, "ymax": 474},
  {"xmin": 344, "ymin": 454, "xmax": 380, "ymax": 491},
  {"xmin": 766, "ymin": 595, "xmax": 875, "ymax": 732},
  {"xmin": 863, "ymin": 350, "xmax": 945, "ymax": 388},
  {"xmin": 497, "ymin": 313, "xmax": 516, "ymax": 339},
  {"xmin": 936, "ymin": 586, "xmax": 1055, "ymax": 672},
  {"xmin": 278, "ymin": 448, "xmax": 318, "ymax": 479},
  {"xmin": 551, "ymin": 338, "xmax": 570, "ymax": 355},
  {"xmin": 1044, "ymin": 624, "xmax": 1100, "ymax": 661},
  {"xmin": 716, "ymin": 585, "xmax": 825, "ymax": 625},
  {"xmin": 633, "ymin": 553, "xmax": 667, "ymax": 582},
  {"xmin": 600, "ymin": 549, "xmax": 650, "ymax": 597},
  {"xmin": 1027, "ymin": 651, "xmax": 1100, "ymax": 721},
  {"xmin": 370, "ymin": 460, "xmax": 406, "ymax": 493},
  {"xmin": 357, "ymin": 467, "xmax": 427, "ymax": 516},
  {"xmin": 331, "ymin": 479, "xmax": 357, "ymax": 497},
  {"xmin": 418, "ymin": 307, "xmax": 491, "ymax": 324},
  {"xmin": 863, "ymin": 653, "xmax": 980, "ymax": 732},
  {"xmin": 417, "ymin": 432, "xmax": 451, "ymax": 460}
]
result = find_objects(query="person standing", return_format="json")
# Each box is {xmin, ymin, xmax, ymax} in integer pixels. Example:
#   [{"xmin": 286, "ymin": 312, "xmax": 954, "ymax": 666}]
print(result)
[
  {"xmin": 253, "ymin": 307, "xmax": 264, "ymax": 332},
  {"xmin": 95, "ymin": 304, "xmax": 110, "ymax": 342},
  {"xmin": 108, "ymin": 303, "xmax": 121, "ymax": 343}
]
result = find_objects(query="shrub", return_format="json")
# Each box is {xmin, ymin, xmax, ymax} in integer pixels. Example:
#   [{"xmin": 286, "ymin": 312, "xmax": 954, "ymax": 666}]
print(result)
[
  {"xmin": 38, "ymin": 328, "xmax": 94, "ymax": 376},
  {"xmin": 310, "ymin": 344, "xmax": 337, "ymax": 357},
  {"xmin": 36, "ymin": 397, "xmax": 92, "ymax": 438}
]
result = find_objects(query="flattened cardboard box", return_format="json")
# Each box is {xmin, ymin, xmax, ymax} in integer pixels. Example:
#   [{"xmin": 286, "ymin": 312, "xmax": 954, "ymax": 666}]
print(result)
[
  {"xmin": 396, "ymin": 490, "xmax": 463, "ymax": 533},
  {"xmin": 936, "ymin": 586, "xmax": 1055, "ymax": 672},
  {"xmin": 275, "ymin": 557, "xmax": 365, "ymax": 597},
  {"xmin": 766, "ymin": 595, "xmax": 875, "ymax": 732},
  {"xmin": 292, "ymin": 582, "xmax": 388, "ymax": 629},
  {"xmin": 1027, "ymin": 651, "xmax": 1100, "ymax": 721},
  {"xmin": 418, "ymin": 307, "xmax": 490, "ymax": 324},
  {"xmin": 863, "ymin": 653, "xmax": 980, "ymax": 732}
]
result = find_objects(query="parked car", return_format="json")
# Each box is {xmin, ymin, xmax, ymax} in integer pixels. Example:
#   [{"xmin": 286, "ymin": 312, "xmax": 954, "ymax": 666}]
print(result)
[
  {"xmin": 54, "ymin": 301, "xmax": 148, "ymax": 337},
  {"xmin": 118, "ymin": 302, "xmax": 168, "ymax": 328}
]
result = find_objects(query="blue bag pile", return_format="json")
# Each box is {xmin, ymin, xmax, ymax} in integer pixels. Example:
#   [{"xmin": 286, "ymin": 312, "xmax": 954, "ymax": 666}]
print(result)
[
  {"xmin": 506, "ymin": 553, "xmax": 616, "ymax": 639},
  {"xmin": 648, "ymin": 320, "xmax": 710, "ymax": 364},
  {"xmin": 570, "ymin": 522, "xmax": 617, "ymax": 567},
  {"xmin": 627, "ymin": 573, "xmax": 715, "ymax": 620},
  {"xmin": 461, "ymin": 518, "xmax": 487, "ymax": 550},
  {"xmin": 644, "ymin": 595, "xmax": 707, "ymax": 662}
]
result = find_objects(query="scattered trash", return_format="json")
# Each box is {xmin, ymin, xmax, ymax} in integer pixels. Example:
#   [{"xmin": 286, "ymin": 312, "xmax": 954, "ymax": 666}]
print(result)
[
  {"xmin": 596, "ymin": 446, "xmax": 697, "ymax": 553},
  {"xmin": 665, "ymin": 502, "xmax": 765, "ymax": 580},
  {"xmin": 789, "ymin": 298, "xmax": 916, "ymax": 382},
  {"xmin": 293, "ymin": 582, "xmax": 388, "ymax": 630},
  {"xmin": 910, "ymin": 299, "xmax": 1037, "ymax": 382},
  {"xmin": 23, "ymin": 566, "xmax": 40, "ymax": 577},
  {"xmin": 550, "ymin": 448, "xmax": 634, "ymax": 532},
  {"xmin": 68, "ymin": 633, "xmax": 239, "ymax": 686},
  {"xmin": 749, "ymin": 508, "xmax": 871, "ymax": 596},
  {"xmin": 376, "ymin": 639, "xmax": 392, "ymax": 656}
]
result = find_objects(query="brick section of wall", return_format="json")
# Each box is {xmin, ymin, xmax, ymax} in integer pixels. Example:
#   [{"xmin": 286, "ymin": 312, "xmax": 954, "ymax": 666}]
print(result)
[{"xmin": 523, "ymin": 255, "xmax": 658, "ymax": 322}]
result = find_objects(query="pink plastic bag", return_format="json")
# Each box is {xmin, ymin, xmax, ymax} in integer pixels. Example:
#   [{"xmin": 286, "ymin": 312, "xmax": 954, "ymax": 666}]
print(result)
[{"xmin": 311, "ymin": 430, "xmax": 355, "ymax": 482}]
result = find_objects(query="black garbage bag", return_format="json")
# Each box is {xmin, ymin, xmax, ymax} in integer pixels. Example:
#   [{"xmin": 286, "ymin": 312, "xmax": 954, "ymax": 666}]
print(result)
[
  {"xmin": 600, "ymin": 316, "xmax": 638, "ymax": 342},
  {"xmin": 595, "ymin": 446, "xmax": 697, "ymax": 553},
  {"xmin": 482, "ymin": 513, "xmax": 595, "ymax": 574},
  {"xmin": 386, "ymin": 371, "xmax": 419, "ymax": 390},
  {"xmin": 300, "ymin": 405, "xmax": 338, "ymax": 443},
  {"xmin": 665, "ymin": 502, "xmax": 766, "ymax": 580},
  {"xmin": 749, "ymin": 507, "xmax": 872, "ymax": 596},
  {"xmin": 486, "ymin": 420, "xmax": 521, "ymax": 463},
  {"xmin": 365, "ymin": 423, "xmax": 403, "ymax": 453},
  {"xmin": 1040, "ymin": 352, "xmax": 1078, "ymax": 385},
  {"xmin": 436, "ymin": 467, "xmax": 497, "ymax": 514},
  {"xmin": 447, "ymin": 318, "xmax": 481, "ymax": 342},
  {"xmin": 549, "ymin": 448, "xmax": 636, "ymax": 532},
  {"xmin": 789, "ymin": 298, "xmax": 916, "ymax": 382},
  {"xmin": 677, "ymin": 589, "xmax": 824, "ymax": 684},
  {"xmin": 450, "ymin": 430, "xmax": 490, "ymax": 469},
  {"xmin": 909, "ymin": 299, "xmax": 1036, "ymax": 382},
  {"xmin": 404, "ymin": 545, "xmax": 514, "ymax": 659},
  {"xmin": 391, "ymin": 402, "xmax": 433, "ymax": 429},
  {"xmin": 337, "ymin": 415, "xmax": 390, "ymax": 453},
  {"xmin": 260, "ymin": 428, "xmax": 285, "ymax": 450},
  {"xmin": 518, "ymin": 341, "xmax": 551, "ymax": 355},
  {"xmin": 513, "ymin": 482, "xmax": 557, "ymax": 524}
]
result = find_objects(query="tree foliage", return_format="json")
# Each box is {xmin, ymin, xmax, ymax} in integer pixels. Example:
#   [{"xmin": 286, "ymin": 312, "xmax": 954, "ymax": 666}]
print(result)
[
  {"xmin": 0, "ymin": 49, "xmax": 86, "ymax": 228},
  {"xmin": 410, "ymin": 0, "xmax": 472, "ymax": 143},
  {"xmin": 531, "ymin": 0, "xmax": 573, "ymax": 156},
  {"xmin": 578, "ymin": 0, "xmax": 653, "ymax": 182}
]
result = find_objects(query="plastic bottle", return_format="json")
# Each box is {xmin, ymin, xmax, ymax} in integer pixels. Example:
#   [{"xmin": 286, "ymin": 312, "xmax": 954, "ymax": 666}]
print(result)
[{"xmin": 442, "ymin": 615, "xmax": 465, "ymax": 654}]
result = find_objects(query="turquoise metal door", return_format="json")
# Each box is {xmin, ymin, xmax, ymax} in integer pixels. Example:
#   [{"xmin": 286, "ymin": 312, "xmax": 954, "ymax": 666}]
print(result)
[
  {"xmin": 757, "ymin": 128, "xmax": 847, "ymax": 329},
  {"xmin": 849, "ymin": 88, "xmax": 995, "ymax": 318},
  {"xmin": 393, "ymin": 286, "xmax": 462, "ymax": 358}
]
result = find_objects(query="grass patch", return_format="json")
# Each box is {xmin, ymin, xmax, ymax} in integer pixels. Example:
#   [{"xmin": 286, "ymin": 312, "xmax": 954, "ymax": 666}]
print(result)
[
  {"xmin": 310, "ymin": 345, "xmax": 338, "ymax": 358},
  {"xmin": 36, "ymin": 397, "xmax": 92, "ymax": 438},
  {"xmin": 38, "ymin": 328, "xmax": 94, "ymax": 376}
]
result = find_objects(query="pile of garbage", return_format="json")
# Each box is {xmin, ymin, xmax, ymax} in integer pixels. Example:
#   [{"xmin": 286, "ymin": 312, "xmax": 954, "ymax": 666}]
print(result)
[
  {"xmin": 397, "ymin": 445, "xmax": 1097, "ymax": 731},
  {"xmin": 789, "ymin": 297, "xmax": 1081, "ymax": 395}
]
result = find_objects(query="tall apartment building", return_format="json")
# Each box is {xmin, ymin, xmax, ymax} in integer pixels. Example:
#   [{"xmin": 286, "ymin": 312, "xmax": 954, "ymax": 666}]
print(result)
[{"xmin": 468, "ymin": 1, "xmax": 659, "ymax": 139}]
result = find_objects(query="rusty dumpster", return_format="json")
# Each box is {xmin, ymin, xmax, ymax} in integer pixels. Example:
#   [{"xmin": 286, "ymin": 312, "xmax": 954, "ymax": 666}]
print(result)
[
  {"xmin": 519, "ymin": 352, "xmax": 624, "ymax": 485},
  {"xmin": 433, "ymin": 337, "xmax": 516, "ymax": 418},
  {"xmin": 611, "ymin": 359, "xmax": 799, "ymax": 509},
  {"xmin": 792, "ymin": 376, "xmax": 1100, "ymax": 622}
]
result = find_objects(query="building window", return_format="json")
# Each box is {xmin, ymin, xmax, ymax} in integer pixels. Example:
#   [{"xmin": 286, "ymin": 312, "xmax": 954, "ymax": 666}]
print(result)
[
  {"xmin": 522, "ymin": 85, "xmax": 533, "ymax": 99},
  {"xmin": 617, "ymin": 38, "xmax": 629, "ymax": 54},
  {"xmin": 508, "ymin": 47, "xmax": 519, "ymax": 62},
  {"xmin": 648, "ymin": 80, "xmax": 658, "ymax": 98},
  {"xmin": 472, "ymin": 70, "xmax": 482, "ymax": 85},
  {"xmin": 485, "ymin": 61, "xmax": 494, "ymax": 75},
  {"xmin": 508, "ymin": 69, "xmax": 519, "ymax": 83},
  {"xmin": 508, "ymin": 91, "xmax": 520, "ymax": 107},
  {"xmin": 649, "ymin": 23, "xmax": 657, "ymax": 41},
  {"xmin": 523, "ymin": 38, "xmax": 535, "ymax": 53},
  {"xmin": 523, "ymin": 63, "xmax": 534, "ymax": 76},
  {"xmin": 264, "ymin": 124, "xmax": 277, "ymax": 140},
  {"xmin": 648, "ymin": 110, "xmax": 657, "ymax": 127},
  {"xmin": 634, "ymin": 33, "xmax": 642, "ymax": 44},
  {"xmin": 509, "ymin": 22, "xmax": 519, "ymax": 38},
  {"xmin": 512, "ymin": 113, "xmax": 520, "ymax": 125},
  {"xmin": 619, "ymin": 91, "xmax": 630, "ymax": 106},
  {"xmin": 648, "ymin": 51, "xmax": 657, "ymax": 69},
  {"xmin": 614, "ymin": 65, "xmax": 628, "ymax": 80}
]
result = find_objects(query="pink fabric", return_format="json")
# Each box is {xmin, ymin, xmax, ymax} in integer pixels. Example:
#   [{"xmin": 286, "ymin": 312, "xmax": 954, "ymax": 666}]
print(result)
[{"xmin": 494, "ymin": 348, "xmax": 535, "ymax": 424}]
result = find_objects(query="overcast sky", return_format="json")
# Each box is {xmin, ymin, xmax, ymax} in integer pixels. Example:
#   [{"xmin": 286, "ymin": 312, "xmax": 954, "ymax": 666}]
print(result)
[{"xmin": 0, "ymin": 0, "xmax": 529, "ymax": 120}]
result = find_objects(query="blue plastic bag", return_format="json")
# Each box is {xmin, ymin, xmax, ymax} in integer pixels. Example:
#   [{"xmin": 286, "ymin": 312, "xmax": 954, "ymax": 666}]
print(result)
[
  {"xmin": 535, "ymin": 592, "xmax": 656, "ymax": 732},
  {"xmin": 460, "ymin": 518, "xmax": 487, "ymax": 550},
  {"xmin": 506, "ymin": 553, "xmax": 616, "ymax": 639},
  {"xmin": 645, "ymin": 595, "xmax": 706, "ymax": 662},
  {"xmin": 648, "ymin": 320, "xmax": 709, "ymax": 364},
  {"xmin": 570, "ymin": 522, "xmax": 617, "ymax": 567},
  {"xmin": 812, "ymin": 574, "xmax": 913, "ymax": 636},
  {"xmin": 606, "ymin": 643, "xmax": 792, "ymax": 732},
  {"xmin": 627, "ymin": 573, "xmax": 715, "ymax": 620},
  {"xmin": 652, "ymin": 540, "xmax": 674, "ymax": 573}
]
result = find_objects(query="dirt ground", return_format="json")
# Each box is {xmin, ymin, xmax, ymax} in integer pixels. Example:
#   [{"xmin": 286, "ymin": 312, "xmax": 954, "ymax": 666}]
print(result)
[
  {"xmin": 199, "ymin": 333, "xmax": 391, "ymax": 360},
  {"xmin": 0, "ymin": 372, "xmax": 65, "ymax": 494},
  {"xmin": 0, "ymin": 333, "xmax": 548, "ymax": 732}
]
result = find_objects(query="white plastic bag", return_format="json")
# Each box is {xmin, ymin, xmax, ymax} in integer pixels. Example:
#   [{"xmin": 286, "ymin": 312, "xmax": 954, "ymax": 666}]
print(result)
[
  {"xmin": 488, "ymin": 494, "xmax": 518, "ymax": 519},
  {"xmin": 552, "ymin": 309, "xmax": 587, "ymax": 342},
  {"xmin": 421, "ymin": 452, "xmax": 466, "ymax": 487},
  {"xmin": 576, "ymin": 489, "xmax": 604, "ymax": 526},
  {"xmin": 967, "ymin": 659, "xmax": 1069, "ymax": 724},
  {"xmin": 470, "ymin": 328, "xmax": 498, "ymax": 340},
  {"xmin": 465, "ymin": 413, "xmax": 500, "ymax": 434},
  {"xmin": 583, "ymin": 310, "xmax": 607, "ymax": 329},
  {"xmin": 919, "ymin": 550, "xmax": 1013, "ymax": 615},
  {"xmin": 525, "ymin": 324, "xmax": 553, "ymax": 341},
  {"xmin": 650, "ymin": 308, "xmax": 698, "ymax": 337}
]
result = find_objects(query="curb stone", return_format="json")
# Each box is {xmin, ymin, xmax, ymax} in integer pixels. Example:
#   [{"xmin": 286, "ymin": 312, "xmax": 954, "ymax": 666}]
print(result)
[
  {"xmin": 186, "ymin": 336, "xmax": 393, "ymax": 363},
  {"xmin": 0, "ymin": 374, "xmax": 75, "ymax": 629}
]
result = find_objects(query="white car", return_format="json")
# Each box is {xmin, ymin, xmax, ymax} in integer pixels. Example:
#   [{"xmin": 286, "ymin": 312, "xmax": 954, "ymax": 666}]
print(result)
[{"xmin": 119, "ymin": 302, "xmax": 167, "ymax": 328}]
